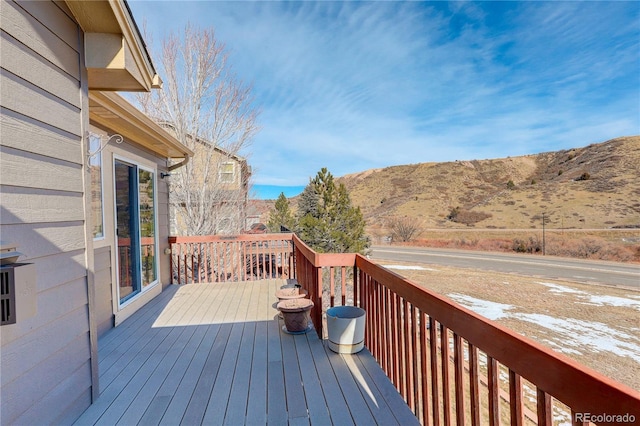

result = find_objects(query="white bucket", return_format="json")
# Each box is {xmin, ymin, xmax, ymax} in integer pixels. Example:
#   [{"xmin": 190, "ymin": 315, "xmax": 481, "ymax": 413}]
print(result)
[{"xmin": 326, "ymin": 306, "xmax": 366, "ymax": 354}]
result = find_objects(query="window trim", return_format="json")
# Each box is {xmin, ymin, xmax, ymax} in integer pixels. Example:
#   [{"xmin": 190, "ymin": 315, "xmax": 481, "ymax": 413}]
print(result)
[{"xmin": 219, "ymin": 161, "xmax": 236, "ymax": 183}]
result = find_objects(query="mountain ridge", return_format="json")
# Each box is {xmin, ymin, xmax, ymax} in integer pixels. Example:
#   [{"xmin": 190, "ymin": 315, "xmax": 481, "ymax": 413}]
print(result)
[{"xmin": 336, "ymin": 136, "xmax": 640, "ymax": 232}]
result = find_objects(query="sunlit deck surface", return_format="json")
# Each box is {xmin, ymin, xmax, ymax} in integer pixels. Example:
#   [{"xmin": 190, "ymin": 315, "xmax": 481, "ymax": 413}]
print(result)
[{"xmin": 74, "ymin": 280, "xmax": 418, "ymax": 425}]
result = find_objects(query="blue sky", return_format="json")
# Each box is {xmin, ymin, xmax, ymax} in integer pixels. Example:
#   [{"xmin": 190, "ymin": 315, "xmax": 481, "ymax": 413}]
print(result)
[{"xmin": 128, "ymin": 1, "xmax": 639, "ymax": 198}]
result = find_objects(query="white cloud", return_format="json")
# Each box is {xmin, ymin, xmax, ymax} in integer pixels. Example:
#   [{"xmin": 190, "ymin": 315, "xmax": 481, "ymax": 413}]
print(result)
[{"xmin": 129, "ymin": 1, "xmax": 640, "ymax": 186}]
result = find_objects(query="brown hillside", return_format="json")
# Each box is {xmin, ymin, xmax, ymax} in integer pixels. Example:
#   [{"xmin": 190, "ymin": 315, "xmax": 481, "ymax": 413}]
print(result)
[{"xmin": 338, "ymin": 136, "xmax": 640, "ymax": 232}]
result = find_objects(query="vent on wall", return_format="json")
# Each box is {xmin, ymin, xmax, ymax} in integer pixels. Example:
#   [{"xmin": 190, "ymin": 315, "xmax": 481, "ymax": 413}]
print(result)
[{"xmin": 1, "ymin": 268, "xmax": 16, "ymax": 325}]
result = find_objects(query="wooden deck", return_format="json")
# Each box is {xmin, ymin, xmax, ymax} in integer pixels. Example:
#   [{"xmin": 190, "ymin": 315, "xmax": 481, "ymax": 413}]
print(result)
[{"xmin": 74, "ymin": 280, "xmax": 418, "ymax": 425}]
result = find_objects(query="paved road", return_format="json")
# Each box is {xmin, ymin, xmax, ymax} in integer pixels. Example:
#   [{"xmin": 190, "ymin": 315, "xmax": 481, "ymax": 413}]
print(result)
[{"xmin": 370, "ymin": 245, "xmax": 640, "ymax": 289}]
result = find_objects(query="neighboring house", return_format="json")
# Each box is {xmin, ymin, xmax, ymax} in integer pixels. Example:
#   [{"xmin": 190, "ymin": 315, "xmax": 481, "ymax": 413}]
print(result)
[
  {"xmin": 164, "ymin": 126, "xmax": 252, "ymax": 236},
  {"xmin": 0, "ymin": 1, "xmax": 192, "ymax": 424}
]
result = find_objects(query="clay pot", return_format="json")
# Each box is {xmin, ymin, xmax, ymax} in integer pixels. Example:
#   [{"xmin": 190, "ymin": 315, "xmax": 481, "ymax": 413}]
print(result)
[
  {"xmin": 277, "ymin": 298, "xmax": 314, "ymax": 333},
  {"xmin": 275, "ymin": 287, "xmax": 308, "ymax": 301}
]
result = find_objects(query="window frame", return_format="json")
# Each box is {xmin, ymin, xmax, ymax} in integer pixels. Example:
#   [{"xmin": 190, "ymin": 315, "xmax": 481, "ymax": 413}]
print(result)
[
  {"xmin": 219, "ymin": 161, "xmax": 236, "ymax": 183},
  {"xmin": 112, "ymin": 154, "xmax": 160, "ymax": 308}
]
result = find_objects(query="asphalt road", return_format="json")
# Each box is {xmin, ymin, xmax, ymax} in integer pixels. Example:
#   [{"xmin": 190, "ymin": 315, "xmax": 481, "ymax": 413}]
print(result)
[{"xmin": 370, "ymin": 245, "xmax": 640, "ymax": 290}]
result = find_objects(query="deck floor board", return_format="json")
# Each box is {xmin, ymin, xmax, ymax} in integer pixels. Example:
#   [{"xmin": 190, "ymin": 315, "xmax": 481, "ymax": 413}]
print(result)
[{"xmin": 74, "ymin": 280, "xmax": 419, "ymax": 425}]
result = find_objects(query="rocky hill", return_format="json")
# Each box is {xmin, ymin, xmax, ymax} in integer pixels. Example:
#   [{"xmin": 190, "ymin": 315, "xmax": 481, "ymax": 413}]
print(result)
[{"xmin": 337, "ymin": 136, "xmax": 640, "ymax": 232}]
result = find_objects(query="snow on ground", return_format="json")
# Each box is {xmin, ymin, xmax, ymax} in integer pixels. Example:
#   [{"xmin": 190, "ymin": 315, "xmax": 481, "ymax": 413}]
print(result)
[
  {"xmin": 585, "ymin": 295, "xmax": 640, "ymax": 311},
  {"xmin": 383, "ymin": 264, "xmax": 437, "ymax": 271},
  {"xmin": 448, "ymin": 293, "xmax": 640, "ymax": 363},
  {"xmin": 537, "ymin": 282, "xmax": 587, "ymax": 294},
  {"xmin": 447, "ymin": 294, "xmax": 514, "ymax": 321},
  {"xmin": 512, "ymin": 313, "xmax": 640, "ymax": 362},
  {"xmin": 536, "ymin": 281, "xmax": 640, "ymax": 311}
]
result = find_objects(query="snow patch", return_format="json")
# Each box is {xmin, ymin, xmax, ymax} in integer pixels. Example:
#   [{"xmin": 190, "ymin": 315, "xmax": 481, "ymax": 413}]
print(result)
[
  {"xmin": 513, "ymin": 313, "xmax": 640, "ymax": 362},
  {"xmin": 537, "ymin": 282, "xmax": 587, "ymax": 294},
  {"xmin": 587, "ymin": 295, "xmax": 640, "ymax": 310},
  {"xmin": 447, "ymin": 294, "xmax": 640, "ymax": 362},
  {"xmin": 384, "ymin": 264, "xmax": 436, "ymax": 271},
  {"xmin": 538, "ymin": 281, "xmax": 640, "ymax": 311},
  {"xmin": 447, "ymin": 294, "xmax": 514, "ymax": 321}
]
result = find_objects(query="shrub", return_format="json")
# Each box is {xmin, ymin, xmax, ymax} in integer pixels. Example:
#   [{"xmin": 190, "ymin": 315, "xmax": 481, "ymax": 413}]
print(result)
[
  {"xmin": 448, "ymin": 209, "xmax": 492, "ymax": 226},
  {"xmin": 576, "ymin": 172, "xmax": 591, "ymax": 181},
  {"xmin": 507, "ymin": 180, "xmax": 516, "ymax": 190},
  {"xmin": 512, "ymin": 236, "xmax": 542, "ymax": 253}
]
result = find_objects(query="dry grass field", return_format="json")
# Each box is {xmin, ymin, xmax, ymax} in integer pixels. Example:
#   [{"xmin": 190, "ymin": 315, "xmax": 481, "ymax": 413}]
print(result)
[
  {"xmin": 377, "ymin": 261, "xmax": 640, "ymax": 392},
  {"xmin": 340, "ymin": 136, "xmax": 640, "ymax": 232}
]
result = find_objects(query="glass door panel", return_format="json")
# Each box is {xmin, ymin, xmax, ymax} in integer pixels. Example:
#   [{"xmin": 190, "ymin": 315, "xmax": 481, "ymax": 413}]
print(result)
[
  {"xmin": 138, "ymin": 169, "xmax": 156, "ymax": 287},
  {"xmin": 115, "ymin": 160, "xmax": 140, "ymax": 303}
]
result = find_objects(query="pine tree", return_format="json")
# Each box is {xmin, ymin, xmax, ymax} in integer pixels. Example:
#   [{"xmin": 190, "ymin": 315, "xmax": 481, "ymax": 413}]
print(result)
[
  {"xmin": 297, "ymin": 168, "xmax": 369, "ymax": 254},
  {"xmin": 267, "ymin": 192, "xmax": 296, "ymax": 232}
]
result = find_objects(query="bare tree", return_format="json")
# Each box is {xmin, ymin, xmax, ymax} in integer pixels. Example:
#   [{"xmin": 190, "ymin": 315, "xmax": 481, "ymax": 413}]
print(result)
[
  {"xmin": 136, "ymin": 24, "xmax": 259, "ymax": 235},
  {"xmin": 387, "ymin": 216, "xmax": 421, "ymax": 242}
]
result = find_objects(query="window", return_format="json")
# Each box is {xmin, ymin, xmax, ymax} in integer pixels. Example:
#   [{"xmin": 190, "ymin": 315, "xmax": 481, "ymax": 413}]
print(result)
[
  {"xmin": 114, "ymin": 159, "xmax": 158, "ymax": 304},
  {"xmin": 219, "ymin": 162, "xmax": 235, "ymax": 183},
  {"xmin": 89, "ymin": 135, "xmax": 104, "ymax": 239}
]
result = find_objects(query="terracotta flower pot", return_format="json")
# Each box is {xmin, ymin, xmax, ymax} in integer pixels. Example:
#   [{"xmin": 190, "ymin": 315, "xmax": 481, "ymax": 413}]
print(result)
[
  {"xmin": 275, "ymin": 287, "xmax": 308, "ymax": 301},
  {"xmin": 277, "ymin": 298, "xmax": 314, "ymax": 334}
]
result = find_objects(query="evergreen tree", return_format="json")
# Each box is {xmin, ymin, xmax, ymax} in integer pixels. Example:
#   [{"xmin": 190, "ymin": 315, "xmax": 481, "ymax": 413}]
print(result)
[
  {"xmin": 297, "ymin": 168, "xmax": 369, "ymax": 254},
  {"xmin": 267, "ymin": 192, "xmax": 296, "ymax": 232}
]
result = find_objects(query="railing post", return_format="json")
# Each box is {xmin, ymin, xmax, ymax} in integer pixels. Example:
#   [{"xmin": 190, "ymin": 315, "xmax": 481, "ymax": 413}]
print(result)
[
  {"xmin": 169, "ymin": 240, "xmax": 174, "ymax": 284},
  {"xmin": 315, "ymin": 265, "xmax": 323, "ymax": 338}
]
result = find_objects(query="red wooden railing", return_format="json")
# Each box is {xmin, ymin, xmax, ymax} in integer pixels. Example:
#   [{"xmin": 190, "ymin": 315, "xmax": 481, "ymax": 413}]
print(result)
[
  {"xmin": 169, "ymin": 233, "xmax": 640, "ymax": 425},
  {"xmin": 169, "ymin": 234, "xmax": 294, "ymax": 283}
]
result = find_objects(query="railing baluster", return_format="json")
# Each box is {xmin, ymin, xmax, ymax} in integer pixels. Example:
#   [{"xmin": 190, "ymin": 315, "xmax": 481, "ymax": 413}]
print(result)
[
  {"xmin": 390, "ymin": 292, "xmax": 399, "ymax": 389},
  {"xmin": 197, "ymin": 242, "xmax": 202, "ymax": 283},
  {"xmin": 411, "ymin": 305, "xmax": 419, "ymax": 416},
  {"xmin": 362, "ymin": 272, "xmax": 369, "ymax": 346},
  {"xmin": 405, "ymin": 301, "xmax": 413, "ymax": 410},
  {"xmin": 393, "ymin": 294, "xmax": 402, "ymax": 395},
  {"xmin": 509, "ymin": 369, "xmax": 524, "ymax": 426},
  {"xmin": 372, "ymin": 278, "xmax": 380, "ymax": 361},
  {"xmin": 383, "ymin": 286, "xmax": 391, "ymax": 383},
  {"xmin": 441, "ymin": 325, "xmax": 451, "ymax": 426},
  {"xmin": 454, "ymin": 333, "xmax": 465, "ymax": 426},
  {"xmin": 241, "ymin": 241, "xmax": 246, "ymax": 281},
  {"xmin": 330, "ymin": 266, "xmax": 335, "ymax": 307},
  {"xmin": 398, "ymin": 298, "xmax": 407, "ymax": 401},
  {"xmin": 341, "ymin": 265, "xmax": 347, "ymax": 306},
  {"xmin": 488, "ymin": 356, "xmax": 500, "ymax": 426},
  {"xmin": 429, "ymin": 317, "xmax": 440, "ymax": 426},
  {"xmin": 190, "ymin": 243, "xmax": 195, "ymax": 283},
  {"xmin": 420, "ymin": 311, "xmax": 430, "ymax": 426},
  {"xmin": 537, "ymin": 388, "xmax": 552, "ymax": 426},
  {"xmin": 469, "ymin": 343, "xmax": 480, "ymax": 426}
]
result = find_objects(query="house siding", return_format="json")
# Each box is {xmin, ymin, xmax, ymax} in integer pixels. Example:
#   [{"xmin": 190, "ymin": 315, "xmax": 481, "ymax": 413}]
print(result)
[
  {"xmin": 0, "ymin": 0, "xmax": 93, "ymax": 424},
  {"xmin": 94, "ymin": 246, "xmax": 113, "ymax": 337}
]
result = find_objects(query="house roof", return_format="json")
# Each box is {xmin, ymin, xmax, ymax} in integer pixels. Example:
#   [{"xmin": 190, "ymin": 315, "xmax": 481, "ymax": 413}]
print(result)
[
  {"xmin": 89, "ymin": 91, "xmax": 194, "ymax": 159},
  {"xmin": 65, "ymin": 0, "xmax": 161, "ymax": 91}
]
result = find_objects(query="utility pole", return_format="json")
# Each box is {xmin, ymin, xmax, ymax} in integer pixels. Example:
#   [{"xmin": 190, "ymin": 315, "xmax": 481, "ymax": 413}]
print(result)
[{"xmin": 542, "ymin": 212, "xmax": 546, "ymax": 256}]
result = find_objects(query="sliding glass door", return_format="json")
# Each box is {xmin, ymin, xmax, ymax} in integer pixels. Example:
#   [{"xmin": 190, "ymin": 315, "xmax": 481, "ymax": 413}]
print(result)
[{"xmin": 114, "ymin": 159, "xmax": 158, "ymax": 305}]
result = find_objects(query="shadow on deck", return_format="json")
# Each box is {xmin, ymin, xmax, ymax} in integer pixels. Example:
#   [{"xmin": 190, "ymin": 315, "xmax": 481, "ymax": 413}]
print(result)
[{"xmin": 74, "ymin": 280, "xmax": 418, "ymax": 425}]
